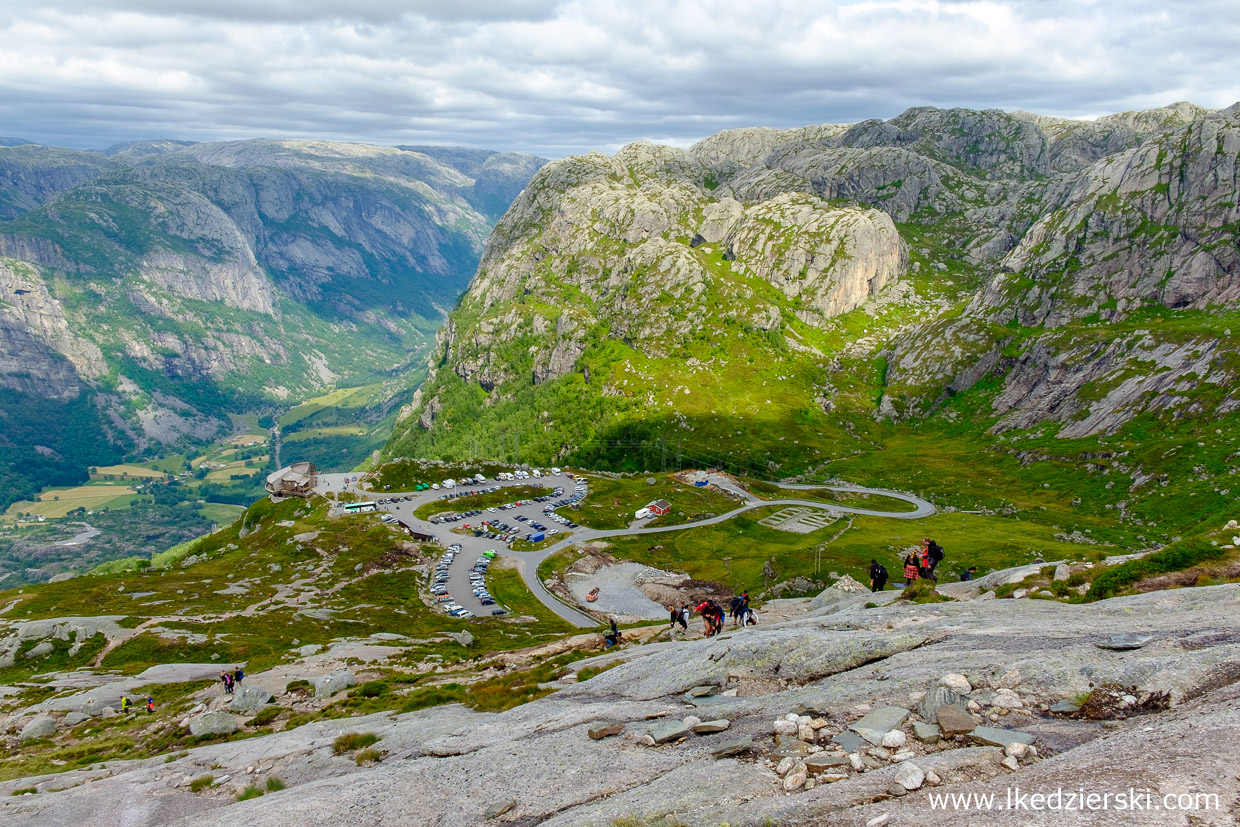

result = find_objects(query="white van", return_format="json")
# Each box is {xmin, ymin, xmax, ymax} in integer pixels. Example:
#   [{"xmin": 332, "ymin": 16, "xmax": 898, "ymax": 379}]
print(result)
[
  {"xmin": 532, "ymin": 469, "xmax": 542, "ymax": 478},
  {"xmin": 443, "ymin": 478, "xmax": 456, "ymax": 489},
  {"xmin": 431, "ymin": 483, "xmax": 440, "ymax": 490},
  {"xmin": 474, "ymin": 474, "xmax": 486, "ymax": 483},
  {"xmin": 551, "ymin": 467, "xmax": 562, "ymax": 475}
]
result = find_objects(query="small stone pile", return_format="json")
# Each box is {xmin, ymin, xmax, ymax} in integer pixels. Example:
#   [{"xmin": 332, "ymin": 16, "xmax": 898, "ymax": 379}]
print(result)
[{"xmin": 762, "ymin": 670, "xmax": 1042, "ymax": 794}]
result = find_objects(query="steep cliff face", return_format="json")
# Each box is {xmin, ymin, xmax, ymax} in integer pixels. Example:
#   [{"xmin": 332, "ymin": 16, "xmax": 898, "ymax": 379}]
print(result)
[
  {"xmin": 0, "ymin": 139, "xmax": 546, "ymax": 507},
  {"xmin": 388, "ymin": 103, "xmax": 1239, "ymax": 489}
]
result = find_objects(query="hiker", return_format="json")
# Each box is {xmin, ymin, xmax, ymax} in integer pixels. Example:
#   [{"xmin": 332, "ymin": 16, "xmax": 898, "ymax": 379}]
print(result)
[
  {"xmin": 925, "ymin": 539, "xmax": 944, "ymax": 581},
  {"xmin": 729, "ymin": 595, "xmax": 745, "ymax": 627},
  {"xmin": 868, "ymin": 559, "xmax": 888, "ymax": 592},
  {"xmin": 669, "ymin": 605, "xmax": 680, "ymax": 631},
  {"xmin": 121, "ymin": 696, "xmax": 132, "ymax": 713},
  {"xmin": 146, "ymin": 696, "xmax": 155, "ymax": 714},
  {"xmin": 903, "ymin": 552, "xmax": 920, "ymax": 585},
  {"xmin": 678, "ymin": 605, "xmax": 690, "ymax": 632},
  {"xmin": 740, "ymin": 606, "xmax": 758, "ymax": 626},
  {"xmin": 233, "ymin": 665, "xmax": 245, "ymax": 686},
  {"xmin": 960, "ymin": 566, "xmax": 977, "ymax": 582},
  {"xmin": 221, "ymin": 671, "xmax": 234, "ymax": 695},
  {"xmin": 604, "ymin": 617, "xmax": 622, "ymax": 648}
]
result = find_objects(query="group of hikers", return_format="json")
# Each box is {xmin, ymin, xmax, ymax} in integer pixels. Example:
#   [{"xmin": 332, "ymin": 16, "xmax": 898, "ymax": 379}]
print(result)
[
  {"xmin": 867, "ymin": 538, "xmax": 975, "ymax": 591},
  {"xmin": 119, "ymin": 695, "xmax": 155, "ymax": 714},
  {"xmin": 219, "ymin": 666, "xmax": 245, "ymax": 694},
  {"xmin": 664, "ymin": 591, "xmax": 757, "ymax": 638}
]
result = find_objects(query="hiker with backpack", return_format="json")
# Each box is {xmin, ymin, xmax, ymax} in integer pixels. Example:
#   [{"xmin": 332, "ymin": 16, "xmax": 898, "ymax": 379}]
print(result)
[
  {"xmin": 924, "ymin": 539, "xmax": 945, "ymax": 581},
  {"xmin": 233, "ymin": 665, "xmax": 245, "ymax": 686},
  {"xmin": 869, "ymin": 559, "xmax": 888, "ymax": 592},
  {"xmin": 220, "ymin": 671, "xmax": 234, "ymax": 695},
  {"xmin": 678, "ymin": 605, "xmax": 690, "ymax": 632}
]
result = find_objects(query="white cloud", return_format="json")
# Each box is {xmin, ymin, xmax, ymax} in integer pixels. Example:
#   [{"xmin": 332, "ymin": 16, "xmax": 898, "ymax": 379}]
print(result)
[{"xmin": 0, "ymin": 0, "xmax": 1236, "ymax": 155}]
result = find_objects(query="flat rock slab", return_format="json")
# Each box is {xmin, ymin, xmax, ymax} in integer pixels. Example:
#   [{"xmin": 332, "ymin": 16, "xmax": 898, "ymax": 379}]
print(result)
[
  {"xmin": 689, "ymin": 685, "xmax": 718, "ymax": 697},
  {"xmin": 484, "ymin": 800, "xmax": 516, "ymax": 819},
  {"xmin": 969, "ymin": 726, "xmax": 1035, "ymax": 748},
  {"xmin": 850, "ymin": 706, "xmax": 910, "ymax": 745},
  {"xmin": 772, "ymin": 734, "xmax": 811, "ymax": 760},
  {"xmin": 683, "ymin": 692, "xmax": 736, "ymax": 707},
  {"xmin": 711, "ymin": 736, "xmax": 752, "ymax": 759},
  {"xmin": 587, "ymin": 721, "xmax": 624, "ymax": 740},
  {"xmin": 805, "ymin": 753, "xmax": 851, "ymax": 775},
  {"xmin": 692, "ymin": 719, "xmax": 730, "ymax": 734},
  {"xmin": 1049, "ymin": 699, "xmax": 1082, "ymax": 714},
  {"xmin": 912, "ymin": 721, "xmax": 941, "ymax": 744},
  {"xmin": 935, "ymin": 703, "xmax": 977, "ymax": 736},
  {"xmin": 649, "ymin": 720, "xmax": 691, "ymax": 744},
  {"xmin": 832, "ymin": 731, "xmax": 870, "ymax": 754},
  {"xmin": 1095, "ymin": 634, "xmax": 1153, "ymax": 650}
]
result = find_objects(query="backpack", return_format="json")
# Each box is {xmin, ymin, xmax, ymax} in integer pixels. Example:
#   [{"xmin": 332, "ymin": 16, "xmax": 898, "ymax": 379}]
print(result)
[{"xmin": 875, "ymin": 564, "xmax": 888, "ymax": 579}]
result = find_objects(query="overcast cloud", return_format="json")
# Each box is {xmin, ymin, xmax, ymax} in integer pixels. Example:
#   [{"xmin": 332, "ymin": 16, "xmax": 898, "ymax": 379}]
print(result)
[{"xmin": 1, "ymin": 0, "xmax": 1237, "ymax": 156}]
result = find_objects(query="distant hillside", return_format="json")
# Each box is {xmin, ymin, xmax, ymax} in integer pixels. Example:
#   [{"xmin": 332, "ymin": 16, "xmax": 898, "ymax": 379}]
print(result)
[
  {"xmin": 385, "ymin": 102, "xmax": 1239, "ymax": 540},
  {"xmin": 0, "ymin": 139, "xmax": 547, "ymax": 510}
]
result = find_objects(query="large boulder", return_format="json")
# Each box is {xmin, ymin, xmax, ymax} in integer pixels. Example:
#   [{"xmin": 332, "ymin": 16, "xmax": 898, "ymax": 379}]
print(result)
[
  {"xmin": 189, "ymin": 711, "xmax": 240, "ymax": 737},
  {"xmin": 313, "ymin": 670, "xmax": 356, "ymax": 699},
  {"xmin": 229, "ymin": 685, "xmax": 273, "ymax": 715},
  {"xmin": 19, "ymin": 715, "xmax": 58, "ymax": 742}
]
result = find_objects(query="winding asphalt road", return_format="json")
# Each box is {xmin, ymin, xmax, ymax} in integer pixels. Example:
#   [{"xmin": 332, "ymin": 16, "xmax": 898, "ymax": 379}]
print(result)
[{"xmin": 314, "ymin": 472, "xmax": 934, "ymax": 628}]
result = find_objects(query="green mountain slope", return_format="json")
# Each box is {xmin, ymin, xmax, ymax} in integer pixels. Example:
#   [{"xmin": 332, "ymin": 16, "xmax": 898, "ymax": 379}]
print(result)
[{"xmin": 384, "ymin": 103, "xmax": 1239, "ymax": 541}]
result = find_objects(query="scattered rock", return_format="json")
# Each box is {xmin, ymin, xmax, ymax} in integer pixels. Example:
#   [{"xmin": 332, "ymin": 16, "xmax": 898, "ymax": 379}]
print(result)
[
  {"xmin": 941, "ymin": 673, "xmax": 973, "ymax": 694},
  {"xmin": 1053, "ymin": 565, "xmax": 1070, "ymax": 582},
  {"xmin": 783, "ymin": 763, "xmax": 808, "ymax": 791},
  {"xmin": 229, "ymin": 685, "xmax": 273, "ymax": 715},
  {"xmin": 866, "ymin": 815, "xmax": 892, "ymax": 827},
  {"xmin": 773, "ymin": 719, "xmax": 799, "ymax": 736},
  {"xmin": 850, "ymin": 706, "xmax": 910, "ymax": 745},
  {"xmin": 804, "ymin": 753, "xmax": 850, "ymax": 775},
  {"xmin": 912, "ymin": 721, "xmax": 941, "ymax": 744},
  {"xmin": 881, "ymin": 730, "xmax": 907, "ymax": 748},
  {"xmin": 1005, "ymin": 742, "xmax": 1030, "ymax": 759},
  {"xmin": 649, "ymin": 720, "xmax": 690, "ymax": 744},
  {"xmin": 189, "ymin": 711, "xmax": 239, "ymax": 737},
  {"xmin": 710, "ymin": 737, "xmax": 751, "ymax": 759},
  {"xmin": 1050, "ymin": 698, "xmax": 1082, "ymax": 714},
  {"xmin": 894, "ymin": 761, "xmax": 925, "ymax": 791},
  {"xmin": 587, "ymin": 721, "xmax": 624, "ymax": 740},
  {"xmin": 969, "ymin": 726, "xmax": 1035, "ymax": 749},
  {"xmin": 917, "ymin": 685, "xmax": 962, "ymax": 723},
  {"xmin": 935, "ymin": 704, "xmax": 977, "ymax": 736},
  {"xmin": 484, "ymin": 800, "xmax": 517, "ymax": 819},
  {"xmin": 444, "ymin": 631, "xmax": 474, "ymax": 647},
  {"xmin": 64, "ymin": 712, "xmax": 90, "ymax": 727},
  {"xmin": 997, "ymin": 669, "xmax": 1022, "ymax": 689},
  {"xmin": 832, "ymin": 731, "xmax": 870, "ymax": 753},
  {"xmin": 1002, "ymin": 755, "xmax": 1020, "ymax": 770},
  {"xmin": 689, "ymin": 685, "xmax": 718, "ymax": 697},
  {"xmin": 1095, "ymin": 634, "xmax": 1153, "ymax": 650},
  {"xmin": 19, "ymin": 715, "xmax": 57, "ymax": 742},
  {"xmin": 692, "ymin": 719, "xmax": 730, "ymax": 734}
]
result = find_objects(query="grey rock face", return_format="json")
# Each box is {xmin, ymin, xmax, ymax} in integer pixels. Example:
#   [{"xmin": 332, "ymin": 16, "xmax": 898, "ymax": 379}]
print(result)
[{"xmin": 188, "ymin": 711, "xmax": 240, "ymax": 737}]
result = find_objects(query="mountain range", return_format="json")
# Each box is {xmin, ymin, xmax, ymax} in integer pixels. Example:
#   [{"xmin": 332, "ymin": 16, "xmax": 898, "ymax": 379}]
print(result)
[{"xmin": 385, "ymin": 101, "xmax": 1239, "ymax": 539}]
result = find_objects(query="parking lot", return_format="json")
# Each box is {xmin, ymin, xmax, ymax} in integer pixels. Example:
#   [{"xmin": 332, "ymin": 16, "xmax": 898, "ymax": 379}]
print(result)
[{"xmin": 318, "ymin": 471, "xmax": 592, "ymax": 620}]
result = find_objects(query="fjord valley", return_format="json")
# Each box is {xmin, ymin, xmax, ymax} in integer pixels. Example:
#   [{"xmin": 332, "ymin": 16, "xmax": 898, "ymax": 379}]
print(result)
[
  {"xmin": 1, "ymin": 103, "xmax": 1239, "ymax": 827},
  {"xmin": 0, "ymin": 139, "xmax": 546, "ymax": 582}
]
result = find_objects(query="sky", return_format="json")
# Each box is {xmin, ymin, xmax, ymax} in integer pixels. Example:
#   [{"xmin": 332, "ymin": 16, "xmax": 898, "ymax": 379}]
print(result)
[{"xmin": 1, "ymin": 0, "xmax": 1238, "ymax": 157}]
